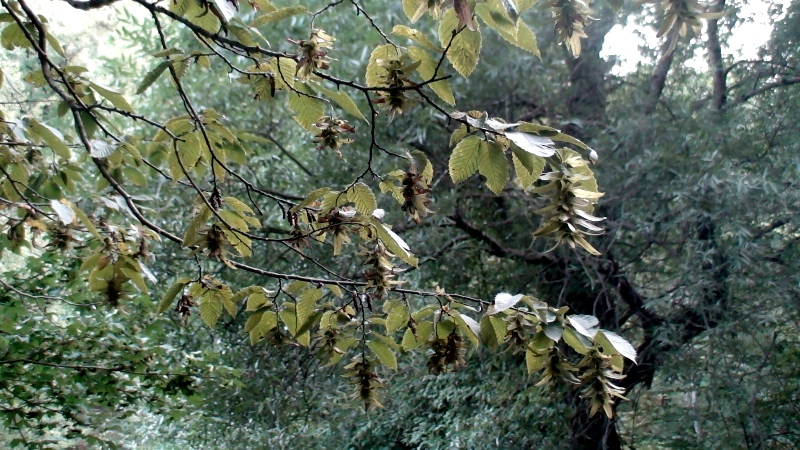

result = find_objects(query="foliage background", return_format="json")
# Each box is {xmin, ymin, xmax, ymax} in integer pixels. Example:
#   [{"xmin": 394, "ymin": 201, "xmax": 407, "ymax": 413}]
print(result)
[{"xmin": 1, "ymin": 0, "xmax": 799, "ymax": 448}]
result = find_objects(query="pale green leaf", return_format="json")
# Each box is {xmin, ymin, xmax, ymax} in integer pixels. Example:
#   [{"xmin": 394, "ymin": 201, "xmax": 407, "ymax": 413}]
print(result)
[
  {"xmin": 407, "ymin": 46, "xmax": 455, "ymax": 106},
  {"xmin": 385, "ymin": 301, "xmax": 409, "ymax": 335},
  {"xmin": 490, "ymin": 292, "xmax": 523, "ymax": 315},
  {"xmin": 392, "ymin": 25, "xmax": 441, "ymax": 53},
  {"xmin": 288, "ymin": 84, "xmax": 324, "ymax": 130},
  {"xmin": 438, "ymin": 9, "xmax": 482, "ymax": 78},
  {"xmin": 562, "ymin": 327, "xmax": 590, "ymax": 354},
  {"xmin": 452, "ymin": 311, "xmax": 480, "ymax": 348},
  {"xmin": 449, "ymin": 135, "xmax": 483, "ymax": 183},
  {"xmin": 158, "ymin": 278, "xmax": 190, "ymax": 314},
  {"xmin": 596, "ymin": 329, "xmax": 637, "ymax": 362},
  {"xmin": 273, "ymin": 57, "xmax": 297, "ymax": 90},
  {"xmin": 525, "ymin": 349, "xmax": 548, "ymax": 374},
  {"xmin": 511, "ymin": 146, "xmax": 544, "ymax": 188},
  {"xmin": 292, "ymin": 187, "xmax": 332, "ymax": 213},
  {"xmin": 249, "ymin": 311, "xmax": 278, "ymax": 345},
  {"xmin": 475, "ymin": 1, "xmax": 517, "ymax": 40},
  {"xmin": 401, "ymin": 327, "xmax": 418, "ymax": 351},
  {"xmin": 90, "ymin": 82, "xmax": 133, "ymax": 113},
  {"xmin": 450, "ymin": 124, "xmax": 469, "ymax": 146},
  {"xmin": 120, "ymin": 267, "xmax": 148, "ymax": 294},
  {"xmin": 224, "ymin": 196, "xmax": 254, "ymax": 216},
  {"xmin": 136, "ymin": 60, "xmax": 171, "ymax": 95},
  {"xmin": 296, "ymin": 287, "xmax": 322, "ymax": 332},
  {"xmin": 366, "ymin": 44, "xmax": 402, "ymax": 87},
  {"xmin": 251, "ymin": 6, "xmax": 306, "ymax": 26},
  {"xmin": 219, "ymin": 209, "xmax": 248, "ymax": 232},
  {"xmin": 312, "ymin": 82, "xmax": 368, "ymax": 123},
  {"xmin": 50, "ymin": 199, "xmax": 75, "ymax": 226},
  {"xmin": 27, "ymin": 119, "xmax": 70, "ymax": 159},
  {"xmin": 246, "ymin": 289, "xmax": 271, "ymax": 311},
  {"xmin": 368, "ymin": 338, "xmax": 398, "ymax": 370},
  {"xmin": 347, "ymin": 182, "xmax": 377, "ymax": 215},
  {"xmin": 478, "ymin": 141, "xmax": 509, "ymax": 195},
  {"xmin": 73, "ymin": 205, "xmax": 102, "ymax": 240},
  {"xmin": 401, "ymin": 0, "xmax": 422, "ymax": 21},
  {"xmin": 568, "ymin": 314, "xmax": 599, "ymax": 338},
  {"xmin": 506, "ymin": 131, "xmax": 556, "ymax": 157},
  {"xmin": 409, "ymin": 149, "xmax": 434, "ymax": 182},
  {"xmin": 200, "ymin": 291, "xmax": 223, "ymax": 327}
]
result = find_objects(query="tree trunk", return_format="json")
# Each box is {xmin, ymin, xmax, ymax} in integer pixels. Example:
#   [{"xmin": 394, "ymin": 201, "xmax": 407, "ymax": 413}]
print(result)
[
  {"xmin": 706, "ymin": 0, "xmax": 727, "ymax": 110},
  {"xmin": 643, "ymin": 36, "xmax": 676, "ymax": 115}
]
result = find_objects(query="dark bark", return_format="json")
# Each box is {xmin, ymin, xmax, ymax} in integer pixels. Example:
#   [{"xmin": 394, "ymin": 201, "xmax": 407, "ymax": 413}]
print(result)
[
  {"xmin": 706, "ymin": 0, "xmax": 727, "ymax": 109},
  {"xmin": 643, "ymin": 36, "xmax": 676, "ymax": 115}
]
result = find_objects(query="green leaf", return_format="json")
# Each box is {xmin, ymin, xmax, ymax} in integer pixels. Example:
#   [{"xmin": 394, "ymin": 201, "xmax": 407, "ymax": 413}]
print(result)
[
  {"xmin": 568, "ymin": 314, "xmax": 599, "ymax": 338},
  {"xmin": 312, "ymin": 82, "xmax": 368, "ymax": 123},
  {"xmin": 409, "ymin": 149, "xmax": 434, "ymax": 182},
  {"xmin": 224, "ymin": 196, "xmax": 254, "ymax": 216},
  {"xmin": 246, "ymin": 289, "xmax": 272, "ymax": 311},
  {"xmin": 478, "ymin": 141, "xmax": 509, "ymax": 195},
  {"xmin": 291, "ymin": 187, "xmax": 332, "ymax": 213},
  {"xmin": 449, "ymin": 135, "xmax": 484, "ymax": 183},
  {"xmin": 248, "ymin": 311, "xmax": 278, "ymax": 345},
  {"xmin": 450, "ymin": 124, "xmax": 469, "ymax": 146},
  {"xmin": 45, "ymin": 30, "xmax": 65, "ymax": 58},
  {"xmin": 136, "ymin": 60, "xmax": 171, "ymax": 95},
  {"xmin": 407, "ymin": 46, "xmax": 455, "ymax": 106},
  {"xmin": 215, "ymin": 283, "xmax": 236, "ymax": 317},
  {"xmin": 90, "ymin": 82, "xmax": 133, "ymax": 113},
  {"xmin": 512, "ymin": 151, "xmax": 534, "ymax": 188},
  {"xmin": 475, "ymin": 3, "xmax": 540, "ymax": 57},
  {"xmin": 506, "ymin": 131, "xmax": 556, "ymax": 157},
  {"xmin": 452, "ymin": 311, "xmax": 480, "ymax": 348},
  {"xmin": 347, "ymin": 182, "xmax": 377, "ymax": 215},
  {"xmin": 284, "ymin": 280, "xmax": 308, "ymax": 295},
  {"xmin": 251, "ymin": 6, "xmax": 307, "ymax": 26},
  {"xmin": 73, "ymin": 205, "xmax": 102, "ymax": 240},
  {"xmin": 385, "ymin": 301, "xmax": 409, "ymax": 335},
  {"xmin": 1, "ymin": 23, "xmax": 32, "ymax": 51},
  {"xmin": 27, "ymin": 119, "xmax": 70, "ymax": 159},
  {"xmin": 177, "ymin": 132, "xmax": 203, "ymax": 171},
  {"xmin": 199, "ymin": 291, "xmax": 223, "ymax": 327},
  {"xmin": 480, "ymin": 314, "xmax": 506, "ymax": 347},
  {"xmin": 367, "ymin": 338, "xmax": 398, "ymax": 370},
  {"xmin": 288, "ymin": 83, "xmax": 324, "ymax": 130},
  {"xmin": 525, "ymin": 349, "xmax": 548, "ymax": 374},
  {"xmin": 401, "ymin": 0, "xmax": 423, "ymax": 22},
  {"xmin": 296, "ymin": 287, "xmax": 322, "ymax": 334},
  {"xmin": 120, "ymin": 266, "xmax": 148, "ymax": 294},
  {"xmin": 490, "ymin": 292, "xmax": 523, "ymax": 315},
  {"xmin": 366, "ymin": 44, "xmax": 402, "ymax": 87},
  {"xmin": 475, "ymin": 0, "xmax": 517, "ymax": 40},
  {"xmin": 595, "ymin": 329, "xmax": 637, "ymax": 362},
  {"xmin": 369, "ymin": 218, "xmax": 418, "ymax": 266},
  {"xmin": 516, "ymin": 0, "xmax": 536, "ymax": 12},
  {"xmin": 401, "ymin": 327, "xmax": 418, "ymax": 351},
  {"xmin": 158, "ymin": 279, "xmax": 189, "ymax": 313},
  {"xmin": 244, "ymin": 309, "xmax": 264, "ymax": 333},
  {"xmin": 295, "ymin": 311, "xmax": 323, "ymax": 338},
  {"xmin": 511, "ymin": 146, "xmax": 544, "ymax": 188},
  {"xmin": 438, "ymin": 9, "xmax": 482, "ymax": 78},
  {"xmin": 273, "ymin": 57, "xmax": 297, "ymax": 90},
  {"xmin": 562, "ymin": 327, "xmax": 589, "ymax": 354},
  {"xmin": 219, "ymin": 209, "xmax": 248, "ymax": 231},
  {"xmin": 392, "ymin": 25, "xmax": 441, "ymax": 53}
]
